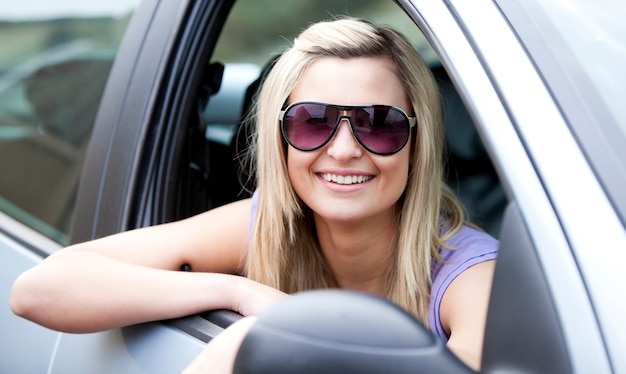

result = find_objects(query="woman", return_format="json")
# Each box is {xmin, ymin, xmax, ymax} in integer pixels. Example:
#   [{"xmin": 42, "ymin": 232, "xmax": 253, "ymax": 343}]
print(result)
[{"xmin": 11, "ymin": 17, "xmax": 498, "ymax": 371}]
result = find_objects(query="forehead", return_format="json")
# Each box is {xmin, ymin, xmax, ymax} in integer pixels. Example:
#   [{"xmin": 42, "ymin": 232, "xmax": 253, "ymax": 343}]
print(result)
[{"xmin": 289, "ymin": 56, "xmax": 410, "ymax": 111}]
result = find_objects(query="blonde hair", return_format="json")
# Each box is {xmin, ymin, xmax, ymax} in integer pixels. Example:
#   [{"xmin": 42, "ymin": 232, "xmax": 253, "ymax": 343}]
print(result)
[{"xmin": 245, "ymin": 17, "xmax": 465, "ymax": 326}]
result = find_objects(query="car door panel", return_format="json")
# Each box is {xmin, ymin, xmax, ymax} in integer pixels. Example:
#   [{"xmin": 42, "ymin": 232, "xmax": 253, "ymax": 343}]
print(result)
[
  {"xmin": 0, "ymin": 1, "xmax": 143, "ymax": 372},
  {"xmin": 47, "ymin": 0, "xmax": 233, "ymax": 370},
  {"xmin": 0, "ymin": 230, "xmax": 60, "ymax": 373},
  {"xmin": 49, "ymin": 324, "xmax": 204, "ymax": 373}
]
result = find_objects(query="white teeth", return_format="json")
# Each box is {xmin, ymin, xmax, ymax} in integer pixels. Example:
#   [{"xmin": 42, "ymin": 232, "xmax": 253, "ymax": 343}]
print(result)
[{"xmin": 322, "ymin": 173, "xmax": 372, "ymax": 185}]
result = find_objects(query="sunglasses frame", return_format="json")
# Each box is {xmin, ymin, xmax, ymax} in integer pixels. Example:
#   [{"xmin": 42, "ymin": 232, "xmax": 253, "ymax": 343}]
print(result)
[{"xmin": 280, "ymin": 101, "xmax": 417, "ymax": 156}]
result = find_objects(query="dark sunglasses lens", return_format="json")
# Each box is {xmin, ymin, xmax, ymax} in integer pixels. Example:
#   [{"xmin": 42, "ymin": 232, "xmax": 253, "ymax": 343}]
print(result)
[
  {"xmin": 352, "ymin": 106, "xmax": 410, "ymax": 154},
  {"xmin": 283, "ymin": 103, "xmax": 338, "ymax": 150}
]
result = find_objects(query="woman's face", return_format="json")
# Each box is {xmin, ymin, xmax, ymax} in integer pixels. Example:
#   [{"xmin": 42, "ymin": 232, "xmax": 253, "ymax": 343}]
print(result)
[{"xmin": 286, "ymin": 56, "xmax": 412, "ymax": 225}]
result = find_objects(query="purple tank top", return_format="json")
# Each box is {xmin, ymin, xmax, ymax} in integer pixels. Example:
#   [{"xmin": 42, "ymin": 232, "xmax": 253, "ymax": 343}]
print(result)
[
  {"xmin": 248, "ymin": 190, "xmax": 499, "ymax": 341},
  {"xmin": 429, "ymin": 225, "xmax": 498, "ymax": 342}
]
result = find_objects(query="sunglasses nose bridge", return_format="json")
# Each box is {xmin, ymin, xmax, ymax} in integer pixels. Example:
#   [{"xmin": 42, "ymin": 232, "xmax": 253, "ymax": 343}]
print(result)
[
  {"xmin": 334, "ymin": 114, "xmax": 355, "ymax": 138},
  {"xmin": 335, "ymin": 109, "xmax": 352, "ymax": 126},
  {"xmin": 328, "ymin": 113, "xmax": 363, "ymax": 153}
]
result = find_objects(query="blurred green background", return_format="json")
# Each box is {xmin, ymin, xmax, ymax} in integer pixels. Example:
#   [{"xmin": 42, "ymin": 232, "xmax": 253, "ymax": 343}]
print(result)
[{"xmin": 212, "ymin": 0, "xmax": 431, "ymax": 64}]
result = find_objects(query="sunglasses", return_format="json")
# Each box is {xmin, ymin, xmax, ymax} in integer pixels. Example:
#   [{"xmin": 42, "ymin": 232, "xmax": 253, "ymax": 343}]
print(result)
[{"xmin": 280, "ymin": 101, "xmax": 417, "ymax": 156}]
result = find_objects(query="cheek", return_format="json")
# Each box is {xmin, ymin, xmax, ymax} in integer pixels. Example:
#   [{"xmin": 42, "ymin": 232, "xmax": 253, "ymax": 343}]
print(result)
[
  {"xmin": 394, "ymin": 163, "xmax": 410, "ymax": 194},
  {"xmin": 381, "ymin": 148, "xmax": 412, "ymax": 196},
  {"xmin": 286, "ymin": 147, "xmax": 311, "ymax": 189},
  {"xmin": 286, "ymin": 147, "xmax": 299, "ymax": 179}
]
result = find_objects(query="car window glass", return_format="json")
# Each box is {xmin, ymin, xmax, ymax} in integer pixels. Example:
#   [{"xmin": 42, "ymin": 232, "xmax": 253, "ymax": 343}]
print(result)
[
  {"xmin": 0, "ymin": 1, "xmax": 140, "ymax": 244},
  {"xmin": 497, "ymin": 0, "xmax": 626, "ymax": 226},
  {"xmin": 534, "ymin": 0, "xmax": 626, "ymax": 134}
]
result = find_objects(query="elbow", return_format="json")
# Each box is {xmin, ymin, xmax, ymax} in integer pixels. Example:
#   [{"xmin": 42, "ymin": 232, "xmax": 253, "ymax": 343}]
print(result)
[
  {"xmin": 10, "ymin": 249, "xmax": 79, "ymax": 327},
  {"xmin": 10, "ymin": 274, "xmax": 93, "ymax": 333},
  {"xmin": 10, "ymin": 270, "xmax": 56, "ymax": 326},
  {"xmin": 10, "ymin": 272, "xmax": 39, "ymax": 319},
  {"xmin": 10, "ymin": 251, "xmax": 101, "ymax": 333}
]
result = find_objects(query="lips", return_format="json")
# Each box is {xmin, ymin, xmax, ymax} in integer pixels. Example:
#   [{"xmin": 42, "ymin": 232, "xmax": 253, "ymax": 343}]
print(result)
[{"xmin": 320, "ymin": 173, "xmax": 372, "ymax": 185}]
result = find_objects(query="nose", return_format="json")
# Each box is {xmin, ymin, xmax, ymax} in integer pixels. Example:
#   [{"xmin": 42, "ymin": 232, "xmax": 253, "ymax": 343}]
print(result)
[{"xmin": 326, "ymin": 118, "xmax": 363, "ymax": 161}]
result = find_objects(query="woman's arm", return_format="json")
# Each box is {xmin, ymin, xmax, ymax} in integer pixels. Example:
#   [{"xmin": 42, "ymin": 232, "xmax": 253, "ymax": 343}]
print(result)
[
  {"xmin": 439, "ymin": 259, "xmax": 496, "ymax": 371},
  {"xmin": 10, "ymin": 198, "xmax": 285, "ymax": 333}
]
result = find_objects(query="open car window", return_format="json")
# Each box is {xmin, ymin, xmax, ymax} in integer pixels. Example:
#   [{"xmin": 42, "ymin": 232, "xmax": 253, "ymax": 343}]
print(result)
[
  {"xmin": 190, "ymin": 0, "xmax": 506, "ymax": 236},
  {"xmin": 165, "ymin": 0, "xmax": 507, "ymax": 352}
]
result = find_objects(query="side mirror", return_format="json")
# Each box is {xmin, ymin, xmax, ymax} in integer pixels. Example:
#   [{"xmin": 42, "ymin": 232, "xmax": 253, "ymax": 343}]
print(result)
[{"xmin": 233, "ymin": 290, "xmax": 472, "ymax": 373}]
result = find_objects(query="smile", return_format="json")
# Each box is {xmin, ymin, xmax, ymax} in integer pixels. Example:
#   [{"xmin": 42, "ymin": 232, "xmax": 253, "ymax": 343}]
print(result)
[{"xmin": 320, "ymin": 173, "xmax": 372, "ymax": 185}]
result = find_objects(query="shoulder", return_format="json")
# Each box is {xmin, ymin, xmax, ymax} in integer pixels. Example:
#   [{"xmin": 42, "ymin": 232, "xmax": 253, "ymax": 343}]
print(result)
[
  {"xmin": 428, "ymin": 225, "xmax": 499, "ymax": 340},
  {"xmin": 433, "ymin": 225, "xmax": 499, "ymax": 289},
  {"xmin": 436, "ymin": 225, "xmax": 499, "ymax": 273},
  {"xmin": 439, "ymin": 259, "xmax": 495, "ymax": 370}
]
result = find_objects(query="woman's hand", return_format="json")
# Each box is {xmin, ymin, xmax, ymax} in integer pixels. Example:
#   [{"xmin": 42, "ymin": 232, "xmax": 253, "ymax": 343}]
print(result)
[
  {"xmin": 184, "ymin": 280, "xmax": 288, "ymax": 374},
  {"xmin": 230, "ymin": 277, "xmax": 289, "ymax": 316}
]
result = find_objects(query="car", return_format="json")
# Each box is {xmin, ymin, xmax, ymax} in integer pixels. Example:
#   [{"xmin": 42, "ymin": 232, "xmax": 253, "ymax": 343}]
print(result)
[{"xmin": 1, "ymin": 0, "xmax": 624, "ymax": 372}]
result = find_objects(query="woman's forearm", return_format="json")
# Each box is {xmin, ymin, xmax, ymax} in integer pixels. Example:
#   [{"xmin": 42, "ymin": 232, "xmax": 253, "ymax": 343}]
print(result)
[{"xmin": 10, "ymin": 250, "xmax": 244, "ymax": 333}]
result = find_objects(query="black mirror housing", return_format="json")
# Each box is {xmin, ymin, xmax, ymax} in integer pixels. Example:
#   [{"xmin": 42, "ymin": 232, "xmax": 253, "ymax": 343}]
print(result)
[{"xmin": 233, "ymin": 290, "xmax": 472, "ymax": 373}]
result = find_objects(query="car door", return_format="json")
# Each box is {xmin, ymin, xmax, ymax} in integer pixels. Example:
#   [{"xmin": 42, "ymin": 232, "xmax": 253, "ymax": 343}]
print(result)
[
  {"xmin": 44, "ymin": 0, "xmax": 230, "ymax": 372},
  {"xmin": 0, "ymin": 1, "xmax": 140, "ymax": 372},
  {"xmin": 0, "ymin": 0, "xmax": 230, "ymax": 372}
]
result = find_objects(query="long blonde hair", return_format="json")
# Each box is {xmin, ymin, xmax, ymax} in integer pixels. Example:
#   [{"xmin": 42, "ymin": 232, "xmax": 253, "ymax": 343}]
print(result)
[{"xmin": 245, "ymin": 17, "xmax": 464, "ymax": 326}]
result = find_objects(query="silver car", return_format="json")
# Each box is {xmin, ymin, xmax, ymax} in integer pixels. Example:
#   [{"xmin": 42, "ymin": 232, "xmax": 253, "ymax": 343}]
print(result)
[{"xmin": 1, "ymin": 0, "xmax": 624, "ymax": 372}]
